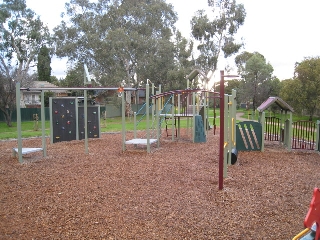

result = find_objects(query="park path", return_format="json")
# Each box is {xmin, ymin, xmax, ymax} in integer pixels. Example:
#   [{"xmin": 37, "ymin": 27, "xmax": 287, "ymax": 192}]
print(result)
[{"xmin": 236, "ymin": 112, "xmax": 257, "ymax": 122}]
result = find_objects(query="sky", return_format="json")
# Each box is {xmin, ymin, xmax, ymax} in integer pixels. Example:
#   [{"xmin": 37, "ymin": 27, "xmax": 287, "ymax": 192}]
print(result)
[{"xmin": 26, "ymin": 0, "xmax": 320, "ymax": 81}]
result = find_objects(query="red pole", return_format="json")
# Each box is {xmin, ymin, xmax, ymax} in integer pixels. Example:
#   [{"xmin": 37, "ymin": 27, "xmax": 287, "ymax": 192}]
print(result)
[{"xmin": 219, "ymin": 70, "xmax": 224, "ymax": 190}]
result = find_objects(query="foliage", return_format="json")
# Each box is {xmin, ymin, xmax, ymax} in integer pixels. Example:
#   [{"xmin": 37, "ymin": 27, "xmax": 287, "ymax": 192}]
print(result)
[
  {"xmin": 0, "ymin": 0, "xmax": 51, "ymax": 126},
  {"xmin": 53, "ymin": 0, "xmax": 186, "ymax": 90},
  {"xmin": 279, "ymin": 78, "xmax": 303, "ymax": 114},
  {"xmin": 214, "ymin": 78, "xmax": 242, "ymax": 95},
  {"xmin": 166, "ymin": 31, "xmax": 195, "ymax": 91},
  {"xmin": 292, "ymin": 57, "xmax": 320, "ymax": 120},
  {"xmin": 235, "ymin": 52, "xmax": 274, "ymax": 110},
  {"xmin": 37, "ymin": 45, "xmax": 51, "ymax": 82},
  {"xmin": 0, "ymin": 73, "xmax": 15, "ymax": 126},
  {"xmin": 44, "ymin": 91, "xmax": 54, "ymax": 107},
  {"xmin": 190, "ymin": 0, "xmax": 246, "ymax": 75},
  {"xmin": 50, "ymin": 75, "xmax": 60, "ymax": 86},
  {"xmin": 235, "ymin": 51, "xmax": 264, "ymax": 74}
]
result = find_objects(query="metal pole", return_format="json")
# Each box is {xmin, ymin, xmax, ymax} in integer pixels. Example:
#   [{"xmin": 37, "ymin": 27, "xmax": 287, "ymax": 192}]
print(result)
[
  {"xmin": 16, "ymin": 82, "xmax": 23, "ymax": 163},
  {"xmin": 146, "ymin": 84, "xmax": 150, "ymax": 153},
  {"xmin": 84, "ymin": 74, "xmax": 89, "ymax": 153},
  {"xmin": 219, "ymin": 70, "xmax": 225, "ymax": 190},
  {"xmin": 41, "ymin": 90, "xmax": 46, "ymax": 157},
  {"xmin": 49, "ymin": 97, "xmax": 53, "ymax": 144},
  {"xmin": 121, "ymin": 91, "xmax": 126, "ymax": 151}
]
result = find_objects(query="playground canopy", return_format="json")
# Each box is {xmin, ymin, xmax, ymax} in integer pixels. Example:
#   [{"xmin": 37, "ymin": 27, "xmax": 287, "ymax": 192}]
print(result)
[{"xmin": 257, "ymin": 97, "xmax": 294, "ymax": 113}]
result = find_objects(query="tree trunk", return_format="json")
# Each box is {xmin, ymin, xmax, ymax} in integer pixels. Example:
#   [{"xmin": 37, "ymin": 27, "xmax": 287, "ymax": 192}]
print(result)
[{"xmin": 1, "ymin": 108, "xmax": 13, "ymax": 127}]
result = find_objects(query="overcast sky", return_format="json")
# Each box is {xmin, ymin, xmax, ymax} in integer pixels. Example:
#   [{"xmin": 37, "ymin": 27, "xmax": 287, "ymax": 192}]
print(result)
[{"xmin": 26, "ymin": 0, "xmax": 320, "ymax": 80}]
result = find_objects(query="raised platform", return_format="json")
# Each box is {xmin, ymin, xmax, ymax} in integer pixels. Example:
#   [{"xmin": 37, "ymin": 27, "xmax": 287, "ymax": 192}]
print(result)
[
  {"xmin": 125, "ymin": 139, "xmax": 157, "ymax": 145},
  {"xmin": 12, "ymin": 148, "xmax": 43, "ymax": 157}
]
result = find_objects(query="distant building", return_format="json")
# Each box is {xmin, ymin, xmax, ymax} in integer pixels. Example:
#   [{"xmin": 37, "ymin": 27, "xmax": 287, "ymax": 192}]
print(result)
[{"xmin": 21, "ymin": 81, "xmax": 68, "ymax": 108}]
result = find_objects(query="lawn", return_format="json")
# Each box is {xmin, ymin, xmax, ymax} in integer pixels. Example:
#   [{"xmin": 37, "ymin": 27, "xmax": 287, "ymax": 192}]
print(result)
[
  {"xmin": 1, "ymin": 108, "xmax": 317, "ymax": 141},
  {"xmin": 0, "ymin": 113, "xmax": 221, "ymax": 140}
]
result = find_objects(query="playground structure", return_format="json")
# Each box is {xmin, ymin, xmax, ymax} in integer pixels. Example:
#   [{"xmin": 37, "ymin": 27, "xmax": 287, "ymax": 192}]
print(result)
[
  {"xmin": 235, "ymin": 97, "xmax": 320, "ymax": 154},
  {"xmin": 293, "ymin": 188, "xmax": 320, "ymax": 240},
  {"xmin": 13, "ymin": 66, "xmax": 239, "ymax": 190},
  {"xmin": 121, "ymin": 83, "xmax": 211, "ymax": 153},
  {"xmin": 49, "ymin": 97, "xmax": 101, "ymax": 143},
  {"xmin": 13, "ymin": 64, "xmax": 135, "ymax": 163},
  {"xmin": 255, "ymin": 97, "xmax": 320, "ymax": 152}
]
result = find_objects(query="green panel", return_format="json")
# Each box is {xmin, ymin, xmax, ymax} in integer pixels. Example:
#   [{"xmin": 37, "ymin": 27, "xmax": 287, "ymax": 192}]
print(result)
[
  {"xmin": 236, "ymin": 121, "xmax": 262, "ymax": 151},
  {"xmin": 194, "ymin": 115, "xmax": 206, "ymax": 143}
]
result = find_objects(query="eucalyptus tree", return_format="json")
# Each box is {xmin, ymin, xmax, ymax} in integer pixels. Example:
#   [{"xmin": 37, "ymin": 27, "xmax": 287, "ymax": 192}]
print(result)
[
  {"xmin": 236, "ymin": 52, "xmax": 274, "ymax": 110},
  {"xmin": 0, "ymin": 0, "xmax": 51, "ymax": 126},
  {"xmin": 279, "ymin": 78, "xmax": 303, "ymax": 114},
  {"xmin": 293, "ymin": 57, "xmax": 320, "ymax": 120},
  {"xmin": 166, "ymin": 31, "xmax": 194, "ymax": 90},
  {"xmin": 54, "ymin": 0, "xmax": 179, "ymax": 88},
  {"xmin": 190, "ymin": 0, "xmax": 246, "ymax": 76}
]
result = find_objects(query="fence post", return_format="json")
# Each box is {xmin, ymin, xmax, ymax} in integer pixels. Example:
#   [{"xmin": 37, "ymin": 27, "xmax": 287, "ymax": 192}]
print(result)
[
  {"xmin": 316, "ymin": 120, "xmax": 320, "ymax": 151},
  {"xmin": 288, "ymin": 112, "xmax": 292, "ymax": 151},
  {"xmin": 261, "ymin": 112, "xmax": 265, "ymax": 152}
]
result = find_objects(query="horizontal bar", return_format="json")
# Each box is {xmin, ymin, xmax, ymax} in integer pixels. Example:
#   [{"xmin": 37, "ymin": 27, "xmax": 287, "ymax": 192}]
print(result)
[{"xmin": 20, "ymin": 87, "xmax": 137, "ymax": 91}]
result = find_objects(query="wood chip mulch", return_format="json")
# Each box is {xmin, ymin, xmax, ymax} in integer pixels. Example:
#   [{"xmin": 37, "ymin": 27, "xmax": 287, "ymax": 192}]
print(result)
[{"xmin": 1, "ymin": 128, "xmax": 320, "ymax": 239}]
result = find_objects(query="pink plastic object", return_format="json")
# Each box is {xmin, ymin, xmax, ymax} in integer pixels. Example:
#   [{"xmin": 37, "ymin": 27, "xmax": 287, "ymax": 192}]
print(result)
[{"xmin": 304, "ymin": 188, "xmax": 320, "ymax": 240}]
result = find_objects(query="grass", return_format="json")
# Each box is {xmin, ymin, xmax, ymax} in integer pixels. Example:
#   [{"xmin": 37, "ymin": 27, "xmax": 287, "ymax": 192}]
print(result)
[
  {"xmin": 0, "ymin": 121, "xmax": 51, "ymax": 140},
  {"xmin": 1, "ymin": 108, "xmax": 316, "ymax": 141},
  {"xmin": 0, "ymin": 112, "xmax": 222, "ymax": 140}
]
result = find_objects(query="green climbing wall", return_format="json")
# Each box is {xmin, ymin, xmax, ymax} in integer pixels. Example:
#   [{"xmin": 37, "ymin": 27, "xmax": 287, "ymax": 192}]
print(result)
[{"xmin": 194, "ymin": 115, "xmax": 206, "ymax": 143}]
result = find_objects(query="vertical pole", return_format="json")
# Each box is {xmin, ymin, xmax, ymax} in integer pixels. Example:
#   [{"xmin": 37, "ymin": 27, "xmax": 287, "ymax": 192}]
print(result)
[
  {"xmin": 288, "ymin": 112, "xmax": 292, "ymax": 151},
  {"xmin": 75, "ymin": 97, "xmax": 79, "ymax": 140},
  {"xmin": 213, "ymin": 92, "xmax": 216, "ymax": 135},
  {"xmin": 84, "ymin": 91, "xmax": 88, "ymax": 154},
  {"xmin": 204, "ymin": 92, "xmax": 207, "ymax": 135},
  {"xmin": 49, "ymin": 97, "xmax": 53, "ymax": 144},
  {"xmin": 219, "ymin": 70, "xmax": 224, "ymax": 190},
  {"xmin": 156, "ymin": 90, "xmax": 160, "ymax": 148},
  {"xmin": 134, "ymin": 112, "xmax": 137, "ymax": 139},
  {"xmin": 171, "ymin": 94, "xmax": 175, "ymax": 141},
  {"xmin": 178, "ymin": 94, "xmax": 180, "ymax": 114},
  {"xmin": 151, "ymin": 83, "xmax": 155, "ymax": 118},
  {"xmin": 232, "ymin": 89, "xmax": 237, "ymax": 149},
  {"xmin": 223, "ymin": 94, "xmax": 228, "ymax": 177},
  {"xmin": 261, "ymin": 112, "xmax": 265, "ymax": 152},
  {"xmin": 146, "ymin": 84, "xmax": 150, "ymax": 153},
  {"xmin": 192, "ymin": 92, "xmax": 196, "ymax": 143},
  {"xmin": 121, "ymin": 91, "xmax": 126, "ymax": 151},
  {"xmin": 16, "ymin": 82, "xmax": 23, "ymax": 163},
  {"xmin": 41, "ymin": 90, "xmax": 46, "ymax": 157},
  {"xmin": 316, "ymin": 120, "xmax": 320, "ymax": 151},
  {"xmin": 98, "ymin": 105, "xmax": 101, "ymax": 138}
]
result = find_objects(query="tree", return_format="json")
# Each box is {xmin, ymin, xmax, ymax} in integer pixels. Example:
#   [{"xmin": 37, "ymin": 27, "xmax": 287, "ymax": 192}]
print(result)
[
  {"xmin": 37, "ymin": 45, "xmax": 51, "ymax": 82},
  {"xmin": 0, "ymin": 73, "xmax": 15, "ymax": 126},
  {"xmin": 50, "ymin": 75, "xmax": 60, "ymax": 86},
  {"xmin": 53, "ymin": 0, "xmax": 179, "ymax": 89},
  {"xmin": 279, "ymin": 78, "xmax": 303, "ymax": 114},
  {"xmin": 190, "ymin": 0, "xmax": 246, "ymax": 76},
  {"xmin": 0, "ymin": 0, "xmax": 51, "ymax": 126},
  {"xmin": 293, "ymin": 57, "xmax": 320, "ymax": 120},
  {"xmin": 236, "ymin": 52, "xmax": 274, "ymax": 110},
  {"xmin": 235, "ymin": 51, "xmax": 264, "ymax": 74},
  {"xmin": 166, "ymin": 31, "xmax": 194, "ymax": 90}
]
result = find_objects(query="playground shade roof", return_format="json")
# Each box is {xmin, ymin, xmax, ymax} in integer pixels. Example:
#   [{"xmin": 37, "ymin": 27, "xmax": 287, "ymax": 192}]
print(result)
[{"xmin": 257, "ymin": 97, "xmax": 294, "ymax": 112}]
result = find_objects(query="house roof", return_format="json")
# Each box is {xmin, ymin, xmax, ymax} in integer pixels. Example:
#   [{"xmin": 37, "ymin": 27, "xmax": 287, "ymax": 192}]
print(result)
[
  {"xmin": 32, "ymin": 81, "xmax": 67, "ymax": 93},
  {"xmin": 257, "ymin": 97, "xmax": 294, "ymax": 112}
]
